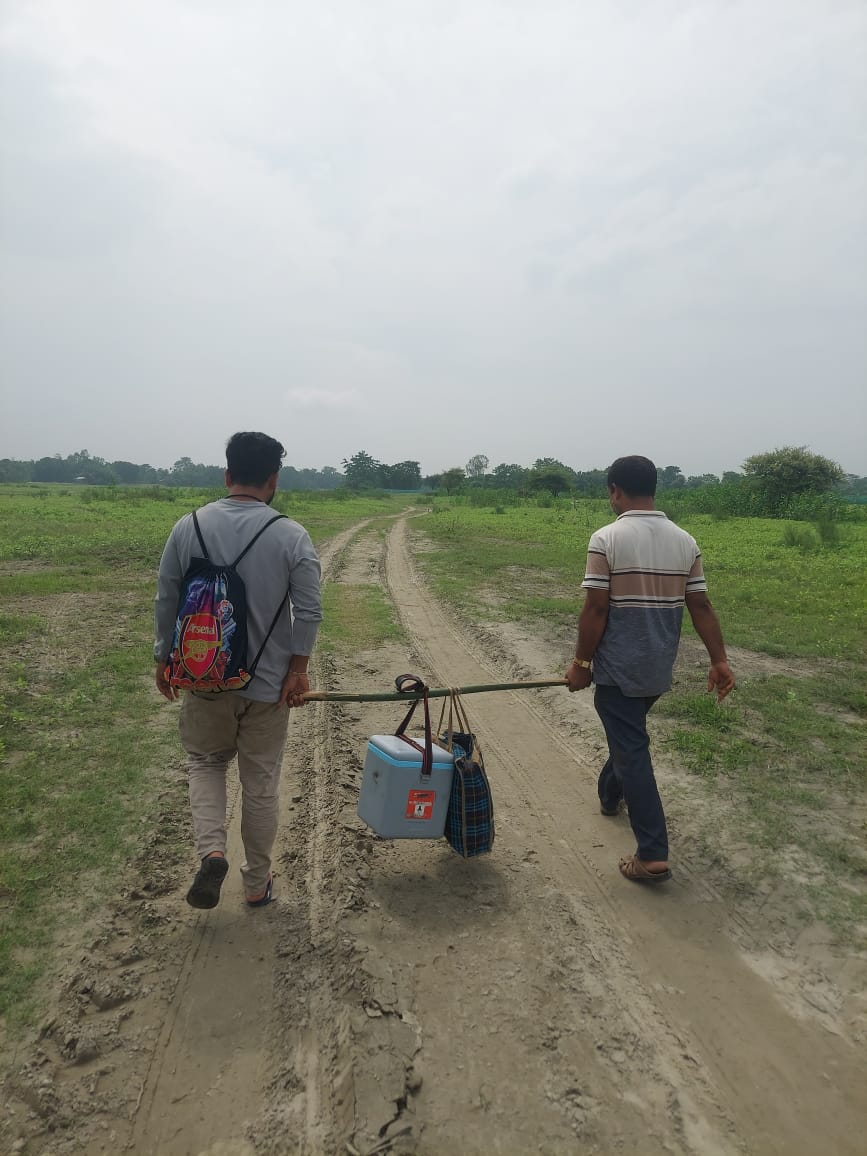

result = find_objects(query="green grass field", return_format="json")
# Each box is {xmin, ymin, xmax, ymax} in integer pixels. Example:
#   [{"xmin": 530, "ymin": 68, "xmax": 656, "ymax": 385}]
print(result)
[
  {"xmin": 417, "ymin": 499, "xmax": 867, "ymax": 661},
  {"xmin": 0, "ymin": 486, "xmax": 405, "ymax": 1025}
]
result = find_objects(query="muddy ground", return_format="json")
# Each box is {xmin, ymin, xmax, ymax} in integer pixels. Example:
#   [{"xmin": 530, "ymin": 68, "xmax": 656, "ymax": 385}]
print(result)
[{"xmin": 1, "ymin": 513, "xmax": 865, "ymax": 1155}]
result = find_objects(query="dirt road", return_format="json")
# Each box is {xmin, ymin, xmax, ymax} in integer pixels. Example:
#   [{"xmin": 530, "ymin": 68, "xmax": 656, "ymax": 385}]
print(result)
[{"xmin": 4, "ymin": 513, "xmax": 864, "ymax": 1155}]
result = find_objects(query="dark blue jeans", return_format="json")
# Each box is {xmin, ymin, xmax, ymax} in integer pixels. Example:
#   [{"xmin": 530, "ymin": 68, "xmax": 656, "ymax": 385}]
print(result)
[{"xmin": 594, "ymin": 683, "xmax": 668, "ymax": 862}]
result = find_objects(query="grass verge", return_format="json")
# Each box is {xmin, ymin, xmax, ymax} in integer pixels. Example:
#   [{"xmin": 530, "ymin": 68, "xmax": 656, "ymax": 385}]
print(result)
[
  {"xmin": 654, "ymin": 671, "xmax": 867, "ymax": 934},
  {"xmin": 417, "ymin": 501, "xmax": 867, "ymax": 661},
  {"xmin": 319, "ymin": 582, "xmax": 405, "ymax": 654},
  {"xmin": 0, "ymin": 597, "xmax": 179, "ymax": 1027}
]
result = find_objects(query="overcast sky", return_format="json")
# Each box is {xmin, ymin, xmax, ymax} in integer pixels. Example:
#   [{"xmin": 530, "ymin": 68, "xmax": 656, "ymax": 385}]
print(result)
[{"xmin": 1, "ymin": 1, "xmax": 865, "ymax": 477}]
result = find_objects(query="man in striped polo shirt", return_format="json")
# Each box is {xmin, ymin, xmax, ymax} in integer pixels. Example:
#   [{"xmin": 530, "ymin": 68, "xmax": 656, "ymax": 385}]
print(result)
[{"xmin": 565, "ymin": 455, "xmax": 735, "ymax": 884}]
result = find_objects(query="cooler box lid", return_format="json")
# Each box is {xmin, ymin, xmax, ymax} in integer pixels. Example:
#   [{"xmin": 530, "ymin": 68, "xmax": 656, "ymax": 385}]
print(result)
[{"xmin": 368, "ymin": 733, "xmax": 454, "ymax": 769}]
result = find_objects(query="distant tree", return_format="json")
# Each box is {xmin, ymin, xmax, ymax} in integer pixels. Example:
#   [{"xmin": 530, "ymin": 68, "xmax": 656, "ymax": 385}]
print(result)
[
  {"xmin": 168, "ymin": 457, "xmax": 223, "ymax": 487},
  {"xmin": 838, "ymin": 473, "xmax": 867, "ymax": 498},
  {"xmin": 685, "ymin": 474, "xmax": 720, "ymax": 488},
  {"xmin": 3, "ymin": 451, "xmax": 210, "ymax": 487},
  {"xmin": 722, "ymin": 471, "xmax": 743, "ymax": 485},
  {"xmin": 465, "ymin": 453, "xmax": 489, "ymax": 479},
  {"xmin": 422, "ymin": 473, "xmax": 441, "ymax": 490},
  {"xmin": 528, "ymin": 465, "xmax": 574, "ymax": 495},
  {"xmin": 111, "ymin": 460, "xmax": 143, "ymax": 484},
  {"xmin": 280, "ymin": 465, "xmax": 342, "ymax": 491},
  {"xmin": 68, "ymin": 450, "xmax": 111, "ymax": 483},
  {"xmin": 170, "ymin": 457, "xmax": 197, "ymax": 485},
  {"xmin": 33, "ymin": 450, "xmax": 117, "ymax": 484},
  {"xmin": 533, "ymin": 457, "xmax": 572, "ymax": 474},
  {"xmin": 657, "ymin": 465, "xmax": 685, "ymax": 489},
  {"xmin": 341, "ymin": 450, "xmax": 383, "ymax": 489},
  {"xmin": 490, "ymin": 463, "xmax": 528, "ymax": 490},
  {"xmin": 743, "ymin": 446, "xmax": 843, "ymax": 501},
  {"xmin": 381, "ymin": 460, "xmax": 422, "ymax": 489},
  {"xmin": 138, "ymin": 463, "xmax": 166, "ymax": 484},
  {"xmin": 319, "ymin": 466, "xmax": 343, "ymax": 490},
  {"xmin": 33, "ymin": 454, "xmax": 68, "ymax": 482},
  {"xmin": 439, "ymin": 467, "xmax": 465, "ymax": 495},
  {"xmin": 572, "ymin": 468, "xmax": 608, "ymax": 497},
  {"xmin": 0, "ymin": 458, "xmax": 33, "ymax": 483}
]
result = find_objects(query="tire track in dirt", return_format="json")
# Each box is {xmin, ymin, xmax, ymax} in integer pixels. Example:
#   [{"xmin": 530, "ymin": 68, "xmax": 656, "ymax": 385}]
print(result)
[
  {"xmin": 129, "ymin": 774, "xmax": 268, "ymax": 1155},
  {"xmin": 246, "ymin": 517, "xmax": 403, "ymax": 1156},
  {"xmin": 379, "ymin": 514, "xmax": 865, "ymax": 1155}
]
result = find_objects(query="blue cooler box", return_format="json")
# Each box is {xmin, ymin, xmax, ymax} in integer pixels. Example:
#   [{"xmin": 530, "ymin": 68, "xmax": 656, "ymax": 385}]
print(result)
[{"xmin": 358, "ymin": 734, "xmax": 455, "ymax": 838}]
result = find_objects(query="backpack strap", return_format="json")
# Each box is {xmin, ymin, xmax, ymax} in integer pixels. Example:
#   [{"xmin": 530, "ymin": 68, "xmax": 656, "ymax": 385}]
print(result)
[
  {"xmin": 191, "ymin": 511, "xmax": 210, "ymax": 560},
  {"xmin": 246, "ymin": 585, "xmax": 292, "ymax": 677},
  {"xmin": 231, "ymin": 514, "xmax": 287, "ymax": 568},
  {"xmin": 236, "ymin": 514, "xmax": 291, "ymax": 678}
]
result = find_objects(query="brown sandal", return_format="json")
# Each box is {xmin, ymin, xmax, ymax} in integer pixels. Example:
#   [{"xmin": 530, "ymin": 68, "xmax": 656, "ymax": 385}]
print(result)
[{"xmin": 618, "ymin": 855, "xmax": 672, "ymax": 884}]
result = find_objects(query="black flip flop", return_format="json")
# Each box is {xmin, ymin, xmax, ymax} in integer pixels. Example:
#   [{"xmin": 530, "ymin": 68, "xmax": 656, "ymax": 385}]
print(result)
[{"xmin": 246, "ymin": 875, "xmax": 273, "ymax": 908}]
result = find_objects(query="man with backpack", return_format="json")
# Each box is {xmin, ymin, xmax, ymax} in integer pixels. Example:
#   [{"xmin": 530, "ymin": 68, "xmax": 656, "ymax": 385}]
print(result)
[
  {"xmin": 154, "ymin": 431, "xmax": 322, "ymax": 910},
  {"xmin": 565, "ymin": 455, "xmax": 735, "ymax": 885}
]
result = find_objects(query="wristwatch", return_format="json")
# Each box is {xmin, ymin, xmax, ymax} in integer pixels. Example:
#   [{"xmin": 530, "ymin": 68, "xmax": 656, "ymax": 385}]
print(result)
[{"xmin": 570, "ymin": 658, "xmax": 592, "ymax": 669}]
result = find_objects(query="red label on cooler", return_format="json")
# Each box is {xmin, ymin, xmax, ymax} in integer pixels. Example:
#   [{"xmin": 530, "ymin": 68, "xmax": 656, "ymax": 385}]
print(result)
[{"xmin": 406, "ymin": 789, "xmax": 435, "ymax": 820}]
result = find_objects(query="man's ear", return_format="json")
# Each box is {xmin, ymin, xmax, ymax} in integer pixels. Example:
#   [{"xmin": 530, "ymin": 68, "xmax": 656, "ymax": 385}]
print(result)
[{"xmin": 225, "ymin": 469, "xmax": 233, "ymax": 487}]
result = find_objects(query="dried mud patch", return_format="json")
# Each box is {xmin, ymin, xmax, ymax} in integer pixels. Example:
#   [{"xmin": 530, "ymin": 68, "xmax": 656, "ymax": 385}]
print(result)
[
  {"xmin": 0, "ymin": 561, "xmax": 56, "ymax": 576},
  {"xmin": 5, "ymin": 589, "xmax": 146, "ymax": 676}
]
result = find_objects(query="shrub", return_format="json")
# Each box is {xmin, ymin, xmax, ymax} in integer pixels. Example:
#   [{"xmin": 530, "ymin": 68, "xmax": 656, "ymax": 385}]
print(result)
[
  {"xmin": 782, "ymin": 524, "xmax": 818, "ymax": 551},
  {"xmin": 815, "ymin": 518, "xmax": 841, "ymax": 546},
  {"xmin": 661, "ymin": 481, "xmax": 865, "ymax": 523}
]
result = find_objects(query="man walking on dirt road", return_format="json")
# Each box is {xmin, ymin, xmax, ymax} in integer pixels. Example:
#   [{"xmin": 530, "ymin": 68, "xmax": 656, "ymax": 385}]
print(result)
[
  {"xmin": 154, "ymin": 431, "xmax": 322, "ymax": 909},
  {"xmin": 565, "ymin": 455, "xmax": 735, "ymax": 884}
]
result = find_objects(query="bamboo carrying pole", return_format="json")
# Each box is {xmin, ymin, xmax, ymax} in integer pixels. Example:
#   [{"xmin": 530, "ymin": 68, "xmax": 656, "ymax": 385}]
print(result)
[{"xmin": 302, "ymin": 678, "xmax": 568, "ymax": 703}]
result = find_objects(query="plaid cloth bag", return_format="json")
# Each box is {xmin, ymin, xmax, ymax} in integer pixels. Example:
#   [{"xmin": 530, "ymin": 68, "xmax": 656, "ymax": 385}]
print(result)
[{"xmin": 438, "ymin": 691, "xmax": 495, "ymax": 858}]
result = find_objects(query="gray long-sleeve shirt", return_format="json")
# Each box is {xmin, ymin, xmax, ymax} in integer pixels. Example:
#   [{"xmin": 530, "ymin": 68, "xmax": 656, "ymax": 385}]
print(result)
[{"xmin": 154, "ymin": 497, "xmax": 322, "ymax": 702}]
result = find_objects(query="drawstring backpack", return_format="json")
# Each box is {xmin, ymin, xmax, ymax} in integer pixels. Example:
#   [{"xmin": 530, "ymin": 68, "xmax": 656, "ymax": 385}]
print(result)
[{"xmin": 168, "ymin": 510, "xmax": 288, "ymax": 692}]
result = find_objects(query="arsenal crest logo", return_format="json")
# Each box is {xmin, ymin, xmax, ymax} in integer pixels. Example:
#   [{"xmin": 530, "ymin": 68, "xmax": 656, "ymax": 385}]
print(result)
[{"xmin": 179, "ymin": 613, "xmax": 221, "ymax": 679}]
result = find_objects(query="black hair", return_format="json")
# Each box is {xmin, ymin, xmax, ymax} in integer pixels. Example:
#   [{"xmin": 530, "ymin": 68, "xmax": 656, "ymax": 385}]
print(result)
[
  {"xmin": 225, "ymin": 432, "xmax": 286, "ymax": 486},
  {"xmin": 607, "ymin": 455, "xmax": 657, "ymax": 497}
]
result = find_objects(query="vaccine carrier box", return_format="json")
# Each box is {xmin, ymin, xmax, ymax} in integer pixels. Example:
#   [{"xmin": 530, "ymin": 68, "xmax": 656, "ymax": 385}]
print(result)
[{"xmin": 358, "ymin": 734, "xmax": 455, "ymax": 838}]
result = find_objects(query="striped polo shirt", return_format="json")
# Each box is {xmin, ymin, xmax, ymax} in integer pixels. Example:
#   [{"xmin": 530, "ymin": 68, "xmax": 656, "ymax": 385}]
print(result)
[{"xmin": 581, "ymin": 510, "xmax": 707, "ymax": 697}]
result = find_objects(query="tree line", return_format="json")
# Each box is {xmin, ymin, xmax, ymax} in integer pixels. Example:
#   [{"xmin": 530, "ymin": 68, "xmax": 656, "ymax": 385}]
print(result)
[
  {"xmin": 2, "ymin": 446, "xmax": 865, "ymax": 515},
  {"xmin": 425, "ymin": 448, "xmax": 865, "ymax": 499},
  {"xmin": 0, "ymin": 450, "xmax": 345, "ymax": 490},
  {"xmin": 0, "ymin": 449, "xmax": 429, "ymax": 492},
  {"xmin": 427, "ymin": 448, "xmax": 866, "ymax": 520}
]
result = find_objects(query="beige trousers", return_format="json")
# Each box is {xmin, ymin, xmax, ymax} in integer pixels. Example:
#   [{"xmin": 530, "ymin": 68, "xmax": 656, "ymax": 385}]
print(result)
[{"xmin": 179, "ymin": 692, "xmax": 290, "ymax": 897}]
